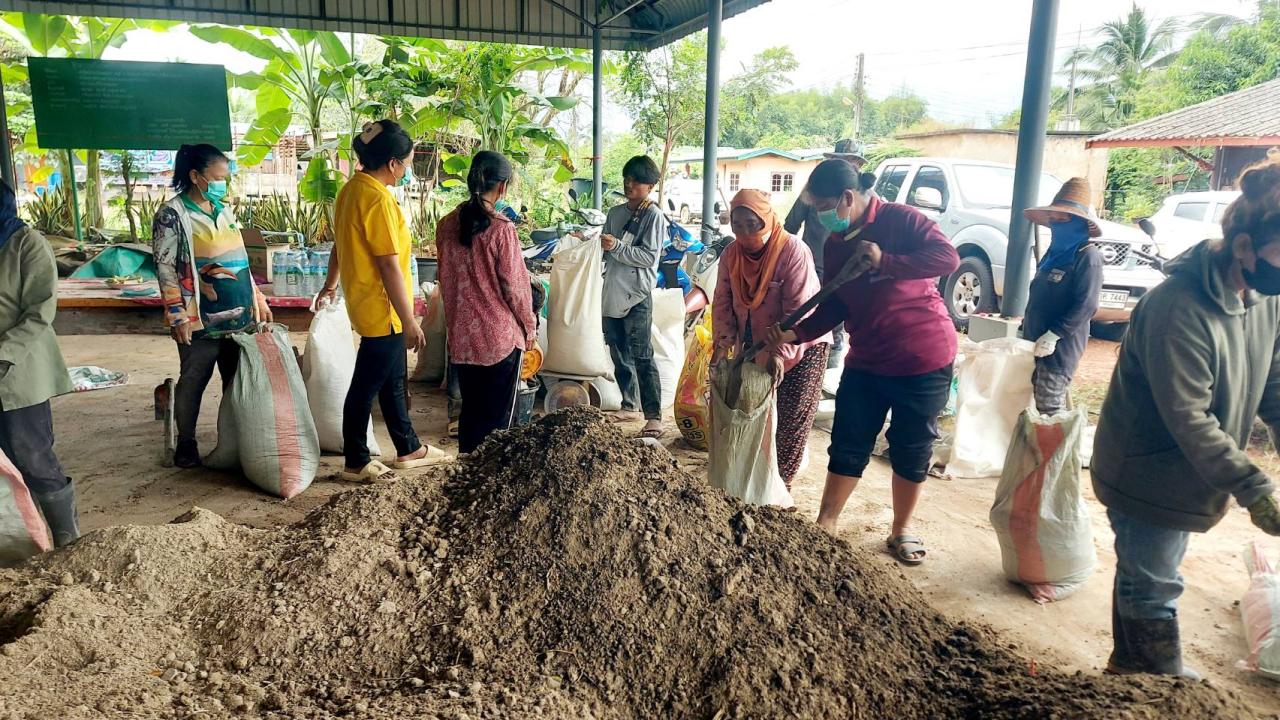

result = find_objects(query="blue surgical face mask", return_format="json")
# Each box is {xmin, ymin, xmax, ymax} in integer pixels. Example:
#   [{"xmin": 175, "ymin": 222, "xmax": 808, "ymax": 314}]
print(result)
[
  {"xmin": 818, "ymin": 206, "xmax": 850, "ymax": 233},
  {"xmin": 201, "ymin": 177, "xmax": 228, "ymax": 204},
  {"xmin": 395, "ymin": 158, "xmax": 414, "ymax": 188}
]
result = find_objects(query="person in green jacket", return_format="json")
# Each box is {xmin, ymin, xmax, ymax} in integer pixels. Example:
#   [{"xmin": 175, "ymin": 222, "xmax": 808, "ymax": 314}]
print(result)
[
  {"xmin": 1093, "ymin": 157, "xmax": 1280, "ymax": 680},
  {"xmin": 0, "ymin": 179, "xmax": 78, "ymax": 547}
]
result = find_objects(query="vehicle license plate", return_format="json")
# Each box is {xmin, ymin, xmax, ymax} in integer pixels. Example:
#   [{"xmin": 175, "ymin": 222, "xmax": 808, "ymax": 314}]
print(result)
[{"xmin": 1099, "ymin": 290, "xmax": 1130, "ymax": 309}]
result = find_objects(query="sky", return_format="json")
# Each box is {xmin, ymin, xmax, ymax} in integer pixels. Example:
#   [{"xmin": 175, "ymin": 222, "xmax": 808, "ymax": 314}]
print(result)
[{"xmin": 101, "ymin": 0, "xmax": 1256, "ymax": 133}]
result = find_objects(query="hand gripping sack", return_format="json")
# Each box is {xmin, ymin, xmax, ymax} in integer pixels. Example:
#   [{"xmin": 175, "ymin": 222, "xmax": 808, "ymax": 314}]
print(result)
[
  {"xmin": 650, "ymin": 288, "xmax": 686, "ymax": 409},
  {"xmin": 206, "ymin": 326, "xmax": 320, "ymax": 499},
  {"xmin": 990, "ymin": 407, "xmax": 1095, "ymax": 603},
  {"xmin": 410, "ymin": 282, "xmax": 447, "ymax": 383},
  {"xmin": 1238, "ymin": 541, "xmax": 1280, "ymax": 679},
  {"xmin": 675, "ymin": 313, "xmax": 713, "ymax": 450},
  {"xmin": 708, "ymin": 360, "xmax": 793, "ymax": 508},
  {"xmin": 0, "ymin": 448, "xmax": 51, "ymax": 564},
  {"xmin": 301, "ymin": 299, "xmax": 381, "ymax": 456},
  {"xmin": 545, "ymin": 230, "xmax": 611, "ymax": 377},
  {"xmin": 950, "ymin": 337, "xmax": 1034, "ymax": 478}
]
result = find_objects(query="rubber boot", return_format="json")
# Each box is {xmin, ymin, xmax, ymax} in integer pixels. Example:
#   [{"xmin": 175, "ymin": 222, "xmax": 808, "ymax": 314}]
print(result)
[
  {"xmin": 1105, "ymin": 612, "xmax": 1201, "ymax": 680},
  {"xmin": 174, "ymin": 439, "xmax": 201, "ymax": 469},
  {"xmin": 33, "ymin": 480, "xmax": 80, "ymax": 548}
]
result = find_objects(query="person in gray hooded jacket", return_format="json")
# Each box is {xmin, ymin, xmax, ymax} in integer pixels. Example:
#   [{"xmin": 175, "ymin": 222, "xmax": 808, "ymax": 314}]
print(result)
[{"xmin": 1093, "ymin": 156, "xmax": 1280, "ymax": 680}]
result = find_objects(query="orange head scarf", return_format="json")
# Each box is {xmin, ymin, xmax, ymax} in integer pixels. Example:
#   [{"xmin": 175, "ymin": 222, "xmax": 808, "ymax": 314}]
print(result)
[{"xmin": 729, "ymin": 189, "xmax": 789, "ymax": 311}]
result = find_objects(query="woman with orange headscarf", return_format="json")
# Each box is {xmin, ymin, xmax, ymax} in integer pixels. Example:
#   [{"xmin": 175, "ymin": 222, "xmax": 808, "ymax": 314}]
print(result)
[{"xmin": 711, "ymin": 189, "xmax": 831, "ymax": 488}]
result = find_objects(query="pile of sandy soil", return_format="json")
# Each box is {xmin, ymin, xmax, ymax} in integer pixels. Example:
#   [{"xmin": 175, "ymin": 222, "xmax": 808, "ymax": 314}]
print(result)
[{"xmin": 0, "ymin": 408, "xmax": 1258, "ymax": 719}]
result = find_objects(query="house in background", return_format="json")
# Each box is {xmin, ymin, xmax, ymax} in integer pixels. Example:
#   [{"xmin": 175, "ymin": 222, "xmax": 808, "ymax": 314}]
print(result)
[
  {"xmin": 1086, "ymin": 77, "xmax": 1280, "ymax": 191},
  {"xmin": 893, "ymin": 128, "xmax": 1110, "ymax": 209},
  {"xmin": 666, "ymin": 147, "xmax": 826, "ymax": 218}
]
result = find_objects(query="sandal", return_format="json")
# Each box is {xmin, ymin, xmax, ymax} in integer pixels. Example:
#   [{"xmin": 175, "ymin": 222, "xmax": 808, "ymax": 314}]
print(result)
[
  {"xmin": 447, "ymin": 420, "xmax": 459, "ymax": 438},
  {"xmin": 392, "ymin": 445, "xmax": 453, "ymax": 470},
  {"xmin": 887, "ymin": 535, "xmax": 927, "ymax": 566},
  {"xmin": 609, "ymin": 411, "xmax": 644, "ymax": 423},
  {"xmin": 637, "ymin": 421, "xmax": 664, "ymax": 439},
  {"xmin": 342, "ymin": 460, "xmax": 399, "ymax": 484}
]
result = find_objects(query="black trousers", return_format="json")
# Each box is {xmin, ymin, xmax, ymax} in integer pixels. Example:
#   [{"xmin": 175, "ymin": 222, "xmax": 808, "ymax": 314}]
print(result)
[
  {"xmin": 343, "ymin": 333, "xmax": 421, "ymax": 469},
  {"xmin": 175, "ymin": 337, "xmax": 239, "ymax": 444},
  {"xmin": 829, "ymin": 365, "xmax": 953, "ymax": 482},
  {"xmin": 602, "ymin": 295, "xmax": 662, "ymax": 420},
  {"xmin": 455, "ymin": 348, "xmax": 522, "ymax": 455},
  {"xmin": 0, "ymin": 400, "xmax": 69, "ymax": 494}
]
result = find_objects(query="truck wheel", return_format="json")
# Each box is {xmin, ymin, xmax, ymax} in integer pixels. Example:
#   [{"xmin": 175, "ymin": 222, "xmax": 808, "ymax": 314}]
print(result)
[
  {"xmin": 679, "ymin": 205, "xmax": 692, "ymax": 223},
  {"xmin": 1090, "ymin": 321, "xmax": 1127, "ymax": 342},
  {"xmin": 943, "ymin": 256, "xmax": 997, "ymax": 330}
]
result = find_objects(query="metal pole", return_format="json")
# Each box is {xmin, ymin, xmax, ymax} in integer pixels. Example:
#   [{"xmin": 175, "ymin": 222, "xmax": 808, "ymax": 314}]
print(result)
[
  {"xmin": 66, "ymin": 148, "xmax": 83, "ymax": 242},
  {"xmin": 592, "ymin": 23, "xmax": 603, "ymax": 210},
  {"xmin": 1003, "ymin": 0, "xmax": 1060, "ymax": 317},
  {"xmin": 699, "ymin": 0, "xmax": 722, "ymax": 243},
  {"xmin": 0, "ymin": 82, "xmax": 14, "ymax": 190}
]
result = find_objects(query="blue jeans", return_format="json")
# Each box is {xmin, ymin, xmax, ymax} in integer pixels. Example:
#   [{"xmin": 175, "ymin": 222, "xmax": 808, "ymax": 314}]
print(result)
[{"xmin": 1109, "ymin": 507, "xmax": 1190, "ymax": 620}]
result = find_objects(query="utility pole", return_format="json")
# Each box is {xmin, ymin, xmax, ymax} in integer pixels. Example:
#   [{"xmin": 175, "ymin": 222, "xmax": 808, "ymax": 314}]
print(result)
[
  {"xmin": 852, "ymin": 53, "xmax": 866, "ymax": 142},
  {"xmin": 1066, "ymin": 25, "xmax": 1080, "ymax": 116}
]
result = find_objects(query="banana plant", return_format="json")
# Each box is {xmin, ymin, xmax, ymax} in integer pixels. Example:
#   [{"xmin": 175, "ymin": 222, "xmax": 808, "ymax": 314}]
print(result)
[{"xmin": 189, "ymin": 26, "xmax": 352, "ymax": 168}]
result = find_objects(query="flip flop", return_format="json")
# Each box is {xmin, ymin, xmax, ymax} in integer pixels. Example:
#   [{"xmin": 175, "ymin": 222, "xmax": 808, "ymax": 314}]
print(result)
[
  {"xmin": 609, "ymin": 411, "xmax": 644, "ymax": 423},
  {"xmin": 887, "ymin": 535, "xmax": 927, "ymax": 566},
  {"xmin": 392, "ymin": 445, "xmax": 453, "ymax": 470},
  {"xmin": 447, "ymin": 420, "xmax": 459, "ymax": 438},
  {"xmin": 342, "ymin": 460, "xmax": 399, "ymax": 484},
  {"xmin": 637, "ymin": 423, "xmax": 664, "ymax": 439}
]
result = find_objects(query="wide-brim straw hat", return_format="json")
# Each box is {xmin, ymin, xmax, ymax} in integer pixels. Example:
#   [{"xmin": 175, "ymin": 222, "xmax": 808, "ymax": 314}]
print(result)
[
  {"xmin": 823, "ymin": 138, "xmax": 867, "ymax": 169},
  {"xmin": 1024, "ymin": 177, "xmax": 1102, "ymax": 237}
]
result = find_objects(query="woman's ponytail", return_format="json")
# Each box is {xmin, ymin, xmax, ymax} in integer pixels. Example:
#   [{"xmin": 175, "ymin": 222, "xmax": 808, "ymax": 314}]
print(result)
[{"xmin": 459, "ymin": 150, "xmax": 513, "ymax": 248}]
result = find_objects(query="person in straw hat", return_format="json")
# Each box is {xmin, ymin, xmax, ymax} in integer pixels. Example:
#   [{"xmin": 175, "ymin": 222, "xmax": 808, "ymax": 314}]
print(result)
[{"xmin": 1021, "ymin": 177, "xmax": 1105, "ymax": 415}]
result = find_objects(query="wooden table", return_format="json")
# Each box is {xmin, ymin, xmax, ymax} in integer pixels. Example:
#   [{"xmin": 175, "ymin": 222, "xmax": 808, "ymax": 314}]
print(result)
[{"xmin": 55, "ymin": 279, "xmax": 426, "ymax": 335}]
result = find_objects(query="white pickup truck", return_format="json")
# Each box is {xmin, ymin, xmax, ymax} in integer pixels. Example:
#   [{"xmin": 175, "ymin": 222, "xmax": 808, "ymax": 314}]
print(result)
[{"xmin": 872, "ymin": 157, "xmax": 1166, "ymax": 332}]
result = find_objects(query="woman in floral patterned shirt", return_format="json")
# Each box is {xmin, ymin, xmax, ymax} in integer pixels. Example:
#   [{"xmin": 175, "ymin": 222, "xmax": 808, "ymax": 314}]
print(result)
[{"xmin": 435, "ymin": 151, "xmax": 536, "ymax": 454}]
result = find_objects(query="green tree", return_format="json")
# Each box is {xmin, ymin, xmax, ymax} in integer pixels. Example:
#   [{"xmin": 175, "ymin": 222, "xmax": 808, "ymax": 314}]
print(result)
[
  {"xmin": 189, "ymin": 26, "xmax": 353, "ymax": 167},
  {"xmin": 615, "ymin": 34, "xmax": 708, "ymax": 200},
  {"xmin": 719, "ymin": 46, "xmax": 798, "ymax": 147},
  {"xmin": 870, "ymin": 89, "xmax": 929, "ymax": 136},
  {"xmin": 1059, "ymin": 3, "xmax": 1180, "ymax": 129},
  {"xmin": 0, "ymin": 13, "xmax": 152, "ymax": 228}
]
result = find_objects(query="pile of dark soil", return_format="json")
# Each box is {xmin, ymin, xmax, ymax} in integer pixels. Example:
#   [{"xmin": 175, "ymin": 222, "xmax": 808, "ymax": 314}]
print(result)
[{"xmin": 0, "ymin": 408, "xmax": 1257, "ymax": 719}]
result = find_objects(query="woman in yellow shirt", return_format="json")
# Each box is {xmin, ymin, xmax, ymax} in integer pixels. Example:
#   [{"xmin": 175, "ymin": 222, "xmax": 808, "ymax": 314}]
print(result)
[{"xmin": 319, "ymin": 120, "xmax": 446, "ymax": 481}]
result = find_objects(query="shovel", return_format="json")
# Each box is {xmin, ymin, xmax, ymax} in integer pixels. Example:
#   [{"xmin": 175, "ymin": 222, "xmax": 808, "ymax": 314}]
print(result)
[{"xmin": 723, "ymin": 231, "xmax": 872, "ymax": 405}]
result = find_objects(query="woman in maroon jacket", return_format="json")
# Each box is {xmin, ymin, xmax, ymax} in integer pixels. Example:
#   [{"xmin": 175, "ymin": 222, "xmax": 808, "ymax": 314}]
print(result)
[{"xmin": 769, "ymin": 159, "xmax": 959, "ymax": 565}]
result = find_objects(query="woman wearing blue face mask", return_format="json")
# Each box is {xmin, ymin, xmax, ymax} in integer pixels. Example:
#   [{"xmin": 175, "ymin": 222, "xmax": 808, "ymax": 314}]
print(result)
[
  {"xmin": 767, "ymin": 159, "xmax": 960, "ymax": 565},
  {"xmin": 1022, "ymin": 178, "xmax": 1105, "ymax": 415},
  {"xmin": 319, "ymin": 119, "xmax": 448, "ymax": 483},
  {"xmin": 153, "ymin": 143, "xmax": 271, "ymax": 468}
]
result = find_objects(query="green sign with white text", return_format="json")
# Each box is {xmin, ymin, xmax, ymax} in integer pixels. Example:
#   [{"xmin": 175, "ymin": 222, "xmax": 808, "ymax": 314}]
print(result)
[{"xmin": 28, "ymin": 57, "xmax": 232, "ymax": 151}]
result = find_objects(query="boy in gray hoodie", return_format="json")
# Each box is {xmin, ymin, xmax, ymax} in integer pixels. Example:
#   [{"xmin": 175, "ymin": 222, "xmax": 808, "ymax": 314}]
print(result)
[{"xmin": 1094, "ymin": 157, "xmax": 1280, "ymax": 679}]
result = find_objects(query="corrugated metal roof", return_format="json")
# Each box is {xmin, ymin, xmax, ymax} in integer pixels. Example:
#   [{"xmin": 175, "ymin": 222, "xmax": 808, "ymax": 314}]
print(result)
[
  {"xmin": 1087, "ymin": 78, "xmax": 1280, "ymax": 149},
  {"xmin": 4, "ymin": 0, "xmax": 771, "ymax": 50}
]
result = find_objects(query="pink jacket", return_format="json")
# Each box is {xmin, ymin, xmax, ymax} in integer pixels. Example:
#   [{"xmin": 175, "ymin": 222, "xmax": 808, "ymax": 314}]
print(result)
[{"xmin": 713, "ymin": 233, "xmax": 831, "ymax": 372}]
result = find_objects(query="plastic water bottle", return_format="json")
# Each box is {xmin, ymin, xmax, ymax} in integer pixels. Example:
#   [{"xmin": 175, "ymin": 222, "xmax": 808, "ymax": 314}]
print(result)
[
  {"xmin": 410, "ymin": 257, "xmax": 420, "ymax": 297},
  {"xmin": 272, "ymin": 251, "xmax": 288, "ymax": 297},
  {"xmin": 302, "ymin": 250, "xmax": 317, "ymax": 297},
  {"xmin": 313, "ymin": 250, "xmax": 330, "ymax": 298},
  {"xmin": 285, "ymin": 251, "xmax": 304, "ymax": 297}
]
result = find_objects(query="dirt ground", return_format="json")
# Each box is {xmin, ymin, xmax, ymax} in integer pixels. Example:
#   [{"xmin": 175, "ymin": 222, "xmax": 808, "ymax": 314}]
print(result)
[{"xmin": 48, "ymin": 334, "xmax": 1280, "ymax": 717}]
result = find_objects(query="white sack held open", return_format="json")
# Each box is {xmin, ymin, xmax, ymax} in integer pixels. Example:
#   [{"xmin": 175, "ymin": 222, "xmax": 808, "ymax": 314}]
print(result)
[
  {"xmin": 708, "ymin": 360, "xmax": 792, "ymax": 508},
  {"xmin": 302, "ymin": 297, "xmax": 381, "ymax": 456},
  {"xmin": 950, "ymin": 337, "xmax": 1035, "ymax": 478},
  {"xmin": 545, "ymin": 228, "xmax": 611, "ymax": 378}
]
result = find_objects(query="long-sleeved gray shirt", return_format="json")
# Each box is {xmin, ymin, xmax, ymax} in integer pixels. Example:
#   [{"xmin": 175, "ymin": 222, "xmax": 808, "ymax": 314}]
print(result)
[
  {"xmin": 1093, "ymin": 240, "xmax": 1279, "ymax": 532},
  {"xmin": 602, "ymin": 202, "xmax": 666, "ymax": 319}
]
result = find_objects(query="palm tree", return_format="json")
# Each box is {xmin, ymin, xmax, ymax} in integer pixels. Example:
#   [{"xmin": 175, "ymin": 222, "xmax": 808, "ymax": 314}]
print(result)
[{"xmin": 1058, "ymin": 4, "xmax": 1180, "ymax": 129}]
